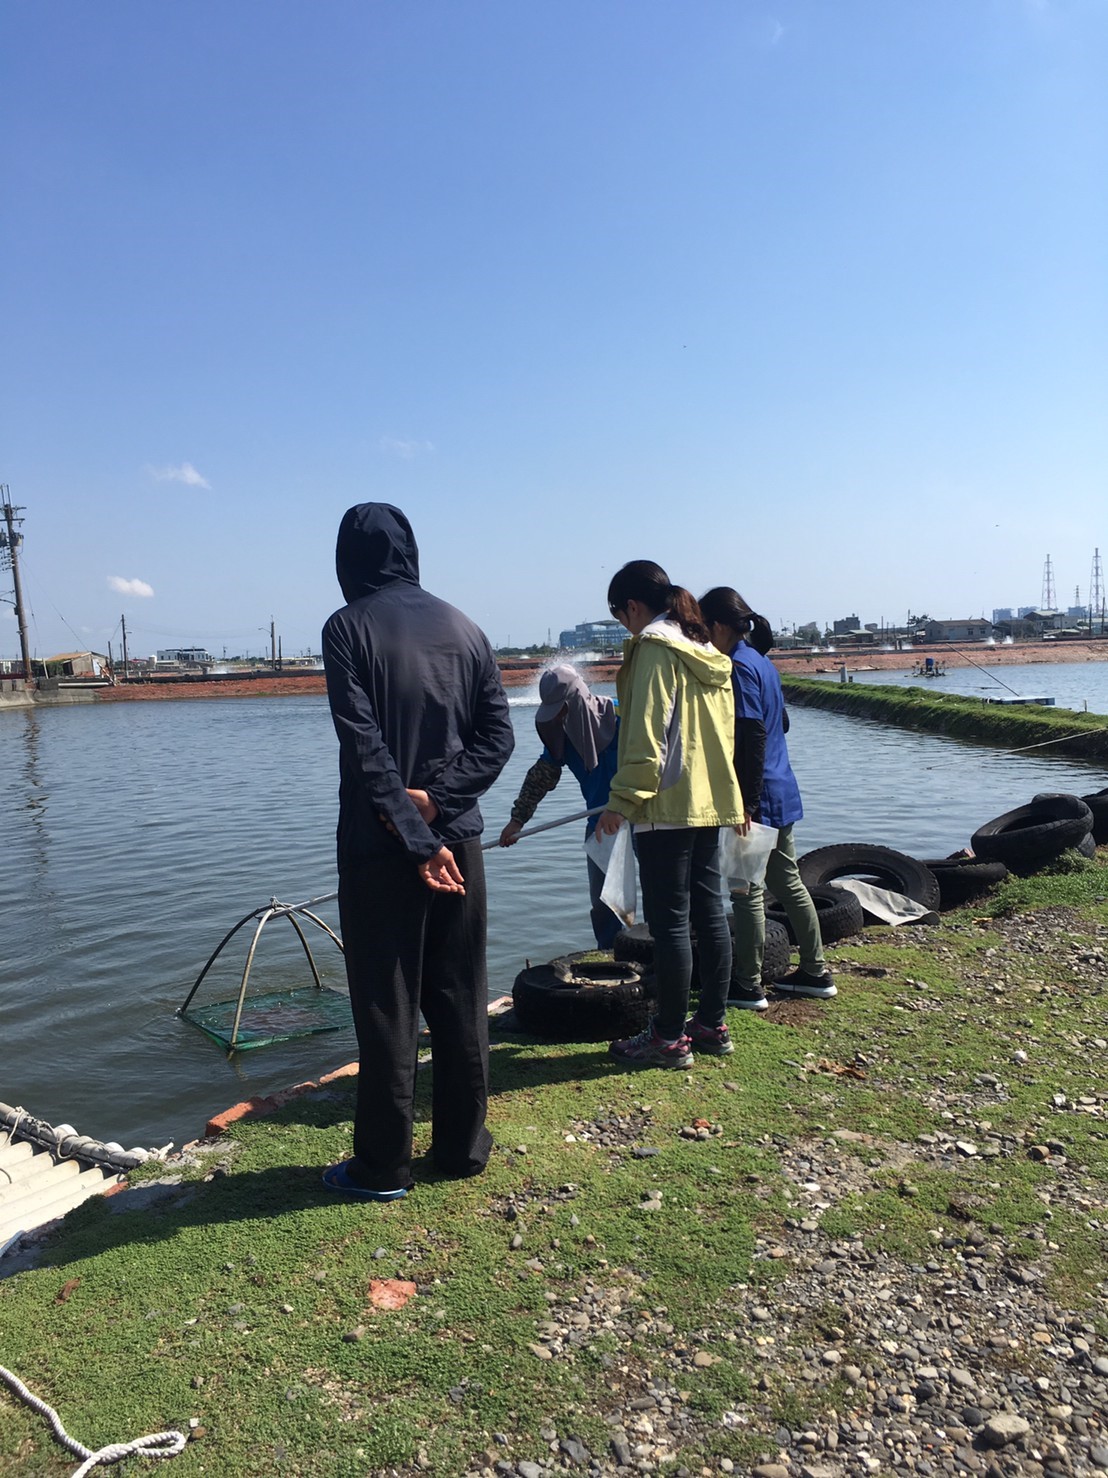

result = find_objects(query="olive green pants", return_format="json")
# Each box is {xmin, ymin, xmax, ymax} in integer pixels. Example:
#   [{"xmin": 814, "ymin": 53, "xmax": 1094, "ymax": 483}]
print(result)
[{"xmin": 731, "ymin": 824, "xmax": 825, "ymax": 990}]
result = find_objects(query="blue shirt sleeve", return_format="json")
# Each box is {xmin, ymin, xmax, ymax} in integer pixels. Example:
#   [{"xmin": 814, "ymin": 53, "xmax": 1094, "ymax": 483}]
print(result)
[{"xmin": 731, "ymin": 654, "xmax": 768, "ymax": 725}]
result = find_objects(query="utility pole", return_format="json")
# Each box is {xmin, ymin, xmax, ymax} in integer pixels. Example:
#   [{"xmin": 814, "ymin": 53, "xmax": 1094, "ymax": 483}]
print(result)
[
  {"xmin": 121, "ymin": 613, "xmax": 129, "ymax": 680},
  {"xmin": 1091, "ymin": 548, "xmax": 1104, "ymax": 636},
  {"xmin": 1041, "ymin": 554, "xmax": 1056, "ymax": 612},
  {"xmin": 278, "ymin": 635, "xmax": 283, "ymax": 671},
  {"xmin": 270, "ymin": 618, "xmax": 276, "ymax": 672},
  {"xmin": 1, "ymin": 492, "xmax": 35, "ymax": 686}
]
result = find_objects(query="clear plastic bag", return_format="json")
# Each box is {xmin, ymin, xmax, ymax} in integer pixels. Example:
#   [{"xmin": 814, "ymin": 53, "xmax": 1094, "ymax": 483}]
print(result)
[
  {"xmin": 718, "ymin": 821, "xmax": 779, "ymax": 893},
  {"xmin": 585, "ymin": 822, "xmax": 637, "ymax": 926}
]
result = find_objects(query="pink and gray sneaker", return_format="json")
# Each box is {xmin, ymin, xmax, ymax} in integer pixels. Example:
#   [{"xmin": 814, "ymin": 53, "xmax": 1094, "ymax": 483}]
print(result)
[
  {"xmin": 609, "ymin": 1024, "xmax": 693, "ymax": 1069},
  {"xmin": 684, "ymin": 1015, "xmax": 734, "ymax": 1055}
]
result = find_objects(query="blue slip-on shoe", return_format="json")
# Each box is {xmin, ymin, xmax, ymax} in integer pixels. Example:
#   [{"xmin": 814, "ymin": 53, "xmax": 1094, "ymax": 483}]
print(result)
[{"xmin": 321, "ymin": 1160, "xmax": 409, "ymax": 1201}]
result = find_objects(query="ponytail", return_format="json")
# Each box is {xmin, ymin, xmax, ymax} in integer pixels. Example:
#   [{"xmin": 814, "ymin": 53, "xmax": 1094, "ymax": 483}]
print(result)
[
  {"xmin": 607, "ymin": 561, "xmax": 711, "ymax": 644},
  {"xmin": 747, "ymin": 613, "xmax": 774, "ymax": 656},
  {"xmin": 699, "ymin": 586, "xmax": 775, "ymax": 655}
]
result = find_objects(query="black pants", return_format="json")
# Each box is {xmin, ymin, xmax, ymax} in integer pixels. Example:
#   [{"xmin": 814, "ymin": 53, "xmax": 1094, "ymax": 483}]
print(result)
[
  {"xmin": 636, "ymin": 826, "xmax": 731, "ymax": 1040},
  {"xmin": 338, "ymin": 837, "xmax": 492, "ymax": 1190}
]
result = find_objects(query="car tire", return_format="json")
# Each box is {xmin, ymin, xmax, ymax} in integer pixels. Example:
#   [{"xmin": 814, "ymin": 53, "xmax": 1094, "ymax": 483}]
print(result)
[
  {"xmin": 970, "ymin": 795, "xmax": 1093, "ymax": 871},
  {"xmin": 757, "ymin": 917, "xmax": 792, "ymax": 985},
  {"xmin": 512, "ymin": 953, "xmax": 656, "ymax": 1041},
  {"xmin": 765, "ymin": 884, "xmax": 865, "ymax": 945},
  {"xmin": 613, "ymin": 924, "xmax": 654, "ymax": 967},
  {"xmin": 919, "ymin": 857, "xmax": 1009, "ymax": 908},
  {"xmin": 797, "ymin": 844, "xmax": 941, "ymax": 911},
  {"xmin": 1081, "ymin": 789, "xmax": 1108, "ymax": 845}
]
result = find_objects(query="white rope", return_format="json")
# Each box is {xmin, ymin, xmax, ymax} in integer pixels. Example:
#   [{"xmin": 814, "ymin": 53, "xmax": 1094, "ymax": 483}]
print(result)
[
  {"xmin": 1001, "ymin": 729, "xmax": 1099, "ymax": 754},
  {"xmin": 0, "ymin": 1365, "xmax": 186, "ymax": 1476}
]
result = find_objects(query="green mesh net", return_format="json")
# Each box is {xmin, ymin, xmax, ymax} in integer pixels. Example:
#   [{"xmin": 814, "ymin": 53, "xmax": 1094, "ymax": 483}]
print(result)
[{"xmin": 182, "ymin": 985, "xmax": 352, "ymax": 1051}]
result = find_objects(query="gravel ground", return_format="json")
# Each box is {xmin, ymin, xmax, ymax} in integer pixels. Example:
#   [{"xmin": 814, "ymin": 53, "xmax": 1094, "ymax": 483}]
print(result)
[{"xmin": 448, "ymin": 907, "xmax": 1108, "ymax": 1478}]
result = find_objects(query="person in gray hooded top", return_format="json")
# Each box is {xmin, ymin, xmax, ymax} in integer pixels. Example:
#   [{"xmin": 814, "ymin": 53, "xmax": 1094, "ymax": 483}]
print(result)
[
  {"xmin": 499, "ymin": 664, "xmax": 621, "ymax": 947},
  {"xmin": 321, "ymin": 503, "xmax": 514, "ymax": 1200}
]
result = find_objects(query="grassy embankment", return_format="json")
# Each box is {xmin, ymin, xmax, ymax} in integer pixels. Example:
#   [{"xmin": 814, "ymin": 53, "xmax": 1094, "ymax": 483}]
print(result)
[
  {"xmin": 4, "ymin": 857, "xmax": 1108, "ymax": 1475},
  {"xmin": 780, "ymin": 677, "xmax": 1108, "ymax": 761}
]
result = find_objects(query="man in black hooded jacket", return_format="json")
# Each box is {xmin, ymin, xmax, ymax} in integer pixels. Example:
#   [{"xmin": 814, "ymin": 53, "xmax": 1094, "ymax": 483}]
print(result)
[{"xmin": 321, "ymin": 503, "xmax": 514, "ymax": 1198}]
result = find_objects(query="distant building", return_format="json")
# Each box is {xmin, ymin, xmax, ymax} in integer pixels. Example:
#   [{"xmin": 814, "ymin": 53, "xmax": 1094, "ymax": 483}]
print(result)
[
  {"xmin": 44, "ymin": 651, "xmax": 110, "ymax": 677},
  {"xmin": 1018, "ymin": 606, "xmax": 1037, "ymax": 619},
  {"xmin": 923, "ymin": 619, "xmax": 993, "ymax": 643},
  {"xmin": 156, "ymin": 647, "xmax": 214, "ymax": 666},
  {"xmin": 832, "ymin": 614, "xmax": 861, "ymax": 635},
  {"xmin": 1067, "ymin": 606, "xmax": 1088, "ymax": 621},
  {"xmin": 558, "ymin": 619, "xmax": 628, "ymax": 651},
  {"xmin": 1017, "ymin": 609, "xmax": 1066, "ymax": 633},
  {"xmin": 795, "ymin": 622, "xmax": 822, "ymax": 643},
  {"xmin": 992, "ymin": 608, "xmax": 1013, "ymax": 623}
]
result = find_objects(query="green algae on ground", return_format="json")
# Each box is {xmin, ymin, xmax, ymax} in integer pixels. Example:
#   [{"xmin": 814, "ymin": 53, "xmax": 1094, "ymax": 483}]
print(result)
[{"xmin": 3, "ymin": 860, "xmax": 1108, "ymax": 1474}]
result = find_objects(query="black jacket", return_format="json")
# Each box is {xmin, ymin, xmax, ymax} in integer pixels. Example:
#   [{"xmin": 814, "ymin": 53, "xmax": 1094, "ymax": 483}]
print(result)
[{"xmin": 322, "ymin": 504, "xmax": 514, "ymax": 867}]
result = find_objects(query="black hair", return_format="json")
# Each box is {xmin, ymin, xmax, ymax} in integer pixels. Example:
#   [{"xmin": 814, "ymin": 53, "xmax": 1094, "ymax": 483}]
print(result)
[
  {"xmin": 698, "ymin": 586, "xmax": 774, "ymax": 656},
  {"xmin": 607, "ymin": 560, "xmax": 710, "ymax": 644}
]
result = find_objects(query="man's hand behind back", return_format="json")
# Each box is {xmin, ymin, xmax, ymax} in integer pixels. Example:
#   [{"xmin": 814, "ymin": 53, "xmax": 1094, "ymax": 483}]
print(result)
[{"xmin": 419, "ymin": 846, "xmax": 466, "ymax": 893}]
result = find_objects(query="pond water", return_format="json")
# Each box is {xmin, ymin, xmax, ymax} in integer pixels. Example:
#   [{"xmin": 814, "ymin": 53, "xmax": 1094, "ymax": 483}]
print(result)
[
  {"xmin": 846, "ymin": 658, "xmax": 1108, "ymax": 715},
  {"xmin": 1, "ymin": 675, "xmax": 1105, "ymax": 1149}
]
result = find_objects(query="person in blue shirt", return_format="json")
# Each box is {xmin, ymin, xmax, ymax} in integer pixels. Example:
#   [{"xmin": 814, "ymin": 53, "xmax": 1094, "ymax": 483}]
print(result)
[
  {"xmin": 699, "ymin": 587, "xmax": 834, "ymax": 1007},
  {"xmin": 499, "ymin": 664, "xmax": 621, "ymax": 948}
]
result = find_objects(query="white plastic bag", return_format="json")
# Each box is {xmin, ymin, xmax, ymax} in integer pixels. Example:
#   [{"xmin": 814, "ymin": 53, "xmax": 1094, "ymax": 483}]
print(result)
[
  {"xmin": 719, "ymin": 821, "xmax": 779, "ymax": 893},
  {"xmin": 585, "ymin": 822, "xmax": 637, "ymax": 926}
]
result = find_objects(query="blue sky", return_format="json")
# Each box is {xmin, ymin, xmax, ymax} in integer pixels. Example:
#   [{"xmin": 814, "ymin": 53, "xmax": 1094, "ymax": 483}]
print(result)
[{"xmin": 2, "ymin": 1, "xmax": 1105, "ymax": 658}]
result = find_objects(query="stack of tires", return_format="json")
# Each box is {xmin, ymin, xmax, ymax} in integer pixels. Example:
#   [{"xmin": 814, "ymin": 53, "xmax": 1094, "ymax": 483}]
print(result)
[
  {"xmin": 966, "ymin": 793, "xmax": 1094, "ymax": 878},
  {"xmin": 512, "ymin": 794, "xmax": 1102, "ymax": 1038},
  {"xmin": 796, "ymin": 845, "xmax": 942, "ymax": 917}
]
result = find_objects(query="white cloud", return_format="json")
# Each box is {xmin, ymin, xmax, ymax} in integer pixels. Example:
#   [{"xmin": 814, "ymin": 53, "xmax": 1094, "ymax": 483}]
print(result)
[
  {"xmin": 379, "ymin": 437, "xmax": 434, "ymax": 460},
  {"xmin": 145, "ymin": 461, "xmax": 211, "ymax": 488},
  {"xmin": 107, "ymin": 575, "xmax": 154, "ymax": 598}
]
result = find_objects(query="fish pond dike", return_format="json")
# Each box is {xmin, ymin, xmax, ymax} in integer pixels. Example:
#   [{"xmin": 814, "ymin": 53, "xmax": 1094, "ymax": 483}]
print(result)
[
  {"xmin": 781, "ymin": 677, "xmax": 1108, "ymax": 761},
  {"xmin": 1, "ymin": 676, "xmax": 1107, "ymax": 1150}
]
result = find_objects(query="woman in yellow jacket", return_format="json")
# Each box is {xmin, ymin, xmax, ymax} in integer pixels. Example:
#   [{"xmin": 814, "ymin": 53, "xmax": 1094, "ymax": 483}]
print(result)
[{"xmin": 597, "ymin": 560, "xmax": 745, "ymax": 1067}]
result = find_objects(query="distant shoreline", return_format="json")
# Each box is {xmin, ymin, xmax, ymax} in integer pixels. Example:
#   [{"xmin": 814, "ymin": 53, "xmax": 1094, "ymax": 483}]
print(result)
[
  {"xmin": 70, "ymin": 639, "xmax": 1108, "ymax": 703},
  {"xmin": 772, "ymin": 639, "xmax": 1108, "ymax": 674},
  {"xmin": 92, "ymin": 660, "xmax": 623, "ymax": 703}
]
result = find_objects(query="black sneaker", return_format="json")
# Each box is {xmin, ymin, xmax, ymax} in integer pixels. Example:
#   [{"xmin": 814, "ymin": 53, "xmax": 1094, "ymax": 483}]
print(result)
[
  {"xmin": 774, "ymin": 969, "xmax": 836, "ymax": 999},
  {"xmin": 727, "ymin": 983, "xmax": 768, "ymax": 1011}
]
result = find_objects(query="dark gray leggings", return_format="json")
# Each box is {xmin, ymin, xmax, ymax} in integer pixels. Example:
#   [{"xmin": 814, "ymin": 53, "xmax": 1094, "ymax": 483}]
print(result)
[{"xmin": 636, "ymin": 826, "xmax": 731, "ymax": 1039}]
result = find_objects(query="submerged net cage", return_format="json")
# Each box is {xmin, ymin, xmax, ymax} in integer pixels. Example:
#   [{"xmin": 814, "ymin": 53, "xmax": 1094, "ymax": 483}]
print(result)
[{"xmin": 177, "ymin": 892, "xmax": 348, "ymax": 1052}]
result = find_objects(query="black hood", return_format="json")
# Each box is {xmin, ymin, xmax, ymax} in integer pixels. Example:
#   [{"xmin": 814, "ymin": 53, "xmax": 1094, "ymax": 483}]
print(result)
[{"xmin": 335, "ymin": 503, "xmax": 421, "ymax": 603}]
